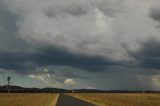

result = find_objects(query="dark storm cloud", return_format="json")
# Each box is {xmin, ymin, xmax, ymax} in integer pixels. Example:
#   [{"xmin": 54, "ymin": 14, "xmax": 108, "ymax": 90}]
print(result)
[
  {"xmin": 149, "ymin": 7, "xmax": 160, "ymax": 22},
  {"xmin": 131, "ymin": 39, "xmax": 160, "ymax": 70},
  {"xmin": 31, "ymin": 47, "xmax": 118, "ymax": 71},
  {"xmin": 0, "ymin": 4, "xmax": 29, "ymax": 50},
  {"xmin": 0, "ymin": 3, "xmax": 122, "ymax": 76},
  {"xmin": 0, "ymin": 47, "xmax": 119, "ymax": 74},
  {"xmin": 0, "ymin": 51, "xmax": 37, "ymax": 73},
  {"xmin": 2, "ymin": 40, "xmax": 160, "ymax": 76},
  {"xmin": 1, "ymin": 4, "xmax": 160, "ymax": 76},
  {"xmin": 0, "ymin": 0, "xmax": 160, "ymax": 90}
]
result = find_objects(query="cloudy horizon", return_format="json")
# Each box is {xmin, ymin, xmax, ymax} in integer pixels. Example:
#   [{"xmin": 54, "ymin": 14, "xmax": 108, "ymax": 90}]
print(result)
[{"xmin": 0, "ymin": 0, "xmax": 160, "ymax": 90}]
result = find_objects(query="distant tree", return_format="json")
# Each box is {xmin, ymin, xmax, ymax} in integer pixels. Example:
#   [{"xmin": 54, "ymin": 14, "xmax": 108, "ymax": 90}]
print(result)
[{"xmin": 7, "ymin": 76, "xmax": 11, "ymax": 97}]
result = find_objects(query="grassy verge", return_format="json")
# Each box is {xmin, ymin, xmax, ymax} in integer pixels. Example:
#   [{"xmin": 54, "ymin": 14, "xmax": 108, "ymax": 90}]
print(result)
[
  {"xmin": 68, "ymin": 93, "xmax": 160, "ymax": 106},
  {"xmin": 0, "ymin": 93, "xmax": 58, "ymax": 106}
]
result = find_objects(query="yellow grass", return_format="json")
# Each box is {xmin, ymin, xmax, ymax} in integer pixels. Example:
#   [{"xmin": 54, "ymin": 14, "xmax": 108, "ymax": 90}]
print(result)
[
  {"xmin": 68, "ymin": 93, "xmax": 160, "ymax": 106},
  {"xmin": 0, "ymin": 93, "xmax": 58, "ymax": 106}
]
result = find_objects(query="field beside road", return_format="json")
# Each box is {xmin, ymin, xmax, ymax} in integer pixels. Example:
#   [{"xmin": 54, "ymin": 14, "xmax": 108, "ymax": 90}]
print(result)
[
  {"xmin": 0, "ymin": 93, "xmax": 58, "ymax": 106},
  {"xmin": 68, "ymin": 93, "xmax": 160, "ymax": 106}
]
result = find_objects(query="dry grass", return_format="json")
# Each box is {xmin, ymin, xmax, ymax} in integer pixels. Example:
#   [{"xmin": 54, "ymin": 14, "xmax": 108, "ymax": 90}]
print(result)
[
  {"xmin": 0, "ymin": 93, "xmax": 58, "ymax": 106},
  {"xmin": 68, "ymin": 93, "xmax": 160, "ymax": 106}
]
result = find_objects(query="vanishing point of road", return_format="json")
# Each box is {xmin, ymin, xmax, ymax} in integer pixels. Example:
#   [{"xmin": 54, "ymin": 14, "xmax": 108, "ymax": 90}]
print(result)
[{"xmin": 56, "ymin": 94, "xmax": 96, "ymax": 106}]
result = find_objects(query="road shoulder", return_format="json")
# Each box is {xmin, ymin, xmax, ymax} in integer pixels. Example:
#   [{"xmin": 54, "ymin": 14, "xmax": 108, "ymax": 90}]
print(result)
[{"xmin": 51, "ymin": 93, "xmax": 59, "ymax": 106}]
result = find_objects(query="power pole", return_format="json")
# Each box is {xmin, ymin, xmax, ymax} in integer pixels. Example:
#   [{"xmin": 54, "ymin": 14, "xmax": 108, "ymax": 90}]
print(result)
[{"xmin": 7, "ymin": 76, "xmax": 11, "ymax": 97}]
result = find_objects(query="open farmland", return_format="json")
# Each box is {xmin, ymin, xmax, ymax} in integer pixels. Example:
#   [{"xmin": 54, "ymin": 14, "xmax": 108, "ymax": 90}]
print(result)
[
  {"xmin": 0, "ymin": 93, "xmax": 58, "ymax": 106},
  {"xmin": 68, "ymin": 93, "xmax": 160, "ymax": 106}
]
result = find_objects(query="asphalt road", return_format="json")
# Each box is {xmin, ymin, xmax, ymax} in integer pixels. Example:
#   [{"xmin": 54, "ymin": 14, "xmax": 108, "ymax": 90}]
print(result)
[{"xmin": 56, "ymin": 94, "xmax": 96, "ymax": 106}]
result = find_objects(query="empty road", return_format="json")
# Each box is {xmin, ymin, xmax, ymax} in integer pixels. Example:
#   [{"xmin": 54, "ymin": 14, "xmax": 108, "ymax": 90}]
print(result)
[{"xmin": 56, "ymin": 94, "xmax": 96, "ymax": 106}]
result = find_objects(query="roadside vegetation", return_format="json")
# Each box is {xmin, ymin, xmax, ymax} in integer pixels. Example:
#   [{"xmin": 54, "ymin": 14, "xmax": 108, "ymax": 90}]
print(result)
[
  {"xmin": 69, "ymin": 93, "xmax": 160, "ymax": 106},
  {"xmin": 0, "ymin": 93, "xmax": 58, "ymax": 106}
]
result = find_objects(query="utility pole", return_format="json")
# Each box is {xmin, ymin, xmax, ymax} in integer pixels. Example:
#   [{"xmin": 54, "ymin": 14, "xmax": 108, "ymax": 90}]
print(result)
[{"xmin": 7, "ymin": 76, "xmax": 11, "ymax": 97}]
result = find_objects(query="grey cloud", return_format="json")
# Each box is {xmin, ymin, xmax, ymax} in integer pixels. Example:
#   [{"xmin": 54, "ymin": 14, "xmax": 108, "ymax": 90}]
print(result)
[
  {"xmin": 0, "ymin": 47, "xmax": 117, "ymax": 74},
  {"xmin": 65, "ymin": 4, "xmax": 89, "ymax": 16},
  {"xmin": 0, "ymin": 5, "xmax": 29, "ymax": 50},
  {"xmin": 89, "ymin": 0, "xmax": 125, "ymax": 17},
  {"xmin": 44, "ymin": 1, "xmax": 90, "ymax": 18},
  {"xmin": 28, "ymin": 65, "xmax": 90, "ymax": 86},
  {"xmin": 0, "ymin": 0, "xmax": 132, "ymax": 61},
  {"xmin": 149, "ymin": 7, "xmax": 160, "ymax": 22},
  {"xmin": 131, "ymin": 38, "xmax": 160, "ymax": 71},
  {"xmin": 0, "ymin": 51, "xmax": 37, "ymax": 74},
  {"xmin": 0, "ymin": 0, "xmax": 160, "ymax": 90},
  {"xmin": 40, "ymin": 65, "xmax": 90, "ymax": 80}
]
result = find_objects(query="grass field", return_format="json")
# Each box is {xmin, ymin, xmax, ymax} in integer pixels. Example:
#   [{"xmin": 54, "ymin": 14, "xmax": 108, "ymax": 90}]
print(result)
[
  {"xmin": 0, "ymin": 93, "xmax": 58, "ymax": 106},
  {"xmin": 68, "ymin": 93, "xmax": 160, "ymax": 106}
]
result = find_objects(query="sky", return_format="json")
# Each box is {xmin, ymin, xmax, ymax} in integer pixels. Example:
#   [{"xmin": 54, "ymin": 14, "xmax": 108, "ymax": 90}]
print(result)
[{"xmin": 0, "ymin": 0, "xmax": 160, "ymax": 90}]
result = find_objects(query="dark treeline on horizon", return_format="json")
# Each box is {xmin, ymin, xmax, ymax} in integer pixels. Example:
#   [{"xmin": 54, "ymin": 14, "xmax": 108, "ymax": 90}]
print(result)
[{"xmin": 0, "ymin": 85, "xmax": 160, "ymax": 93}]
